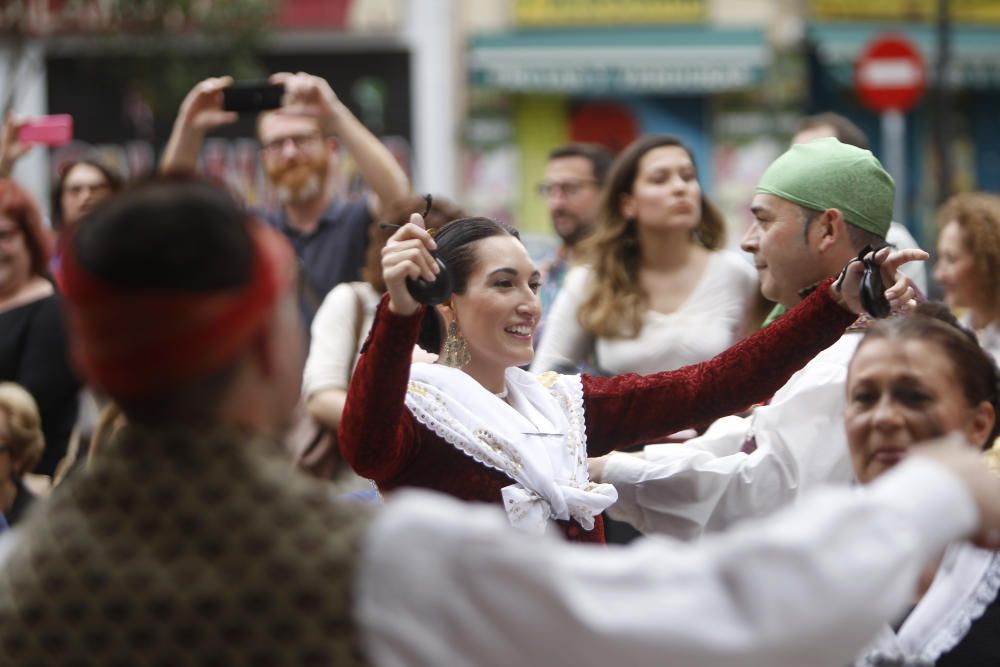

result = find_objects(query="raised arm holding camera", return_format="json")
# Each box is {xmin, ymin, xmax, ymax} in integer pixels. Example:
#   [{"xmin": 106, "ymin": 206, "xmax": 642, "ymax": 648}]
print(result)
[
  {"xmin": 160, "ymin": 72, "xmax": 410, "ymax": 327},
  {"xmin": 0, "ymin": 114, "xmax": 34, "ymax": 179}
]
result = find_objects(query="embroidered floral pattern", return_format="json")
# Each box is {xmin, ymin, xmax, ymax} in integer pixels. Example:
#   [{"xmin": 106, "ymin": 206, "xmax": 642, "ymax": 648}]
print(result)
[{"xmin": 404, "ymin": 368, "xmax": 613, "ymax": 533}]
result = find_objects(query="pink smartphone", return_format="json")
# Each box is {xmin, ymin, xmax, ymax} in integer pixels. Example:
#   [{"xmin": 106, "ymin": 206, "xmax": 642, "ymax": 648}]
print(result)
[{"xmin": 17, "ymin": 114, "xmax": 73, "ymax": 146}]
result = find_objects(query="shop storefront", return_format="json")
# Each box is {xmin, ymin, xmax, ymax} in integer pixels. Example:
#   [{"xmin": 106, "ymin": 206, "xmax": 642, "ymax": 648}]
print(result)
[{"xmin": 464, "ymin": 0, "xmax": 770, "ymax": 238}]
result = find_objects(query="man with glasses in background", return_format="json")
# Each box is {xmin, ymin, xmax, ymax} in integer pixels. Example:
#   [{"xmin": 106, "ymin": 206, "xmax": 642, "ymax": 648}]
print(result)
[
  {"xmin": 161, "ymin": 72, "xmax": 409, "ymax": 328},
  {"xmin": 535, "ymin": 143, "xmax": 612, "ymax": 343}
]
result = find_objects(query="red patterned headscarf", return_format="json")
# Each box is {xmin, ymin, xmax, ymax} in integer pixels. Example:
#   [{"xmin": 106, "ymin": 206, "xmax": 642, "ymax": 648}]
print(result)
[{"xmin": 56, "ymin": 221, "xmax": 295, "ymax": 399}]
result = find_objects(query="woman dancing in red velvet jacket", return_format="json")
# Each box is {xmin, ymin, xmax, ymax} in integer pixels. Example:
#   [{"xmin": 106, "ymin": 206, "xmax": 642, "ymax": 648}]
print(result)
[{"xmin": 339, "ymin": 214, "xmax": 922, "ymax": 544}]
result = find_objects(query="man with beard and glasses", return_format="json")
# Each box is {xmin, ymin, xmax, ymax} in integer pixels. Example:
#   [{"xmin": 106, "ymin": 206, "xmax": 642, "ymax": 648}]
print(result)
[
  {"xmin": 534, "ymin": 143, "xmax": 612, "ymax": 346},
  {"xmin": 161, "ymin": 72, "xmax": 410, "ymax": 329}
]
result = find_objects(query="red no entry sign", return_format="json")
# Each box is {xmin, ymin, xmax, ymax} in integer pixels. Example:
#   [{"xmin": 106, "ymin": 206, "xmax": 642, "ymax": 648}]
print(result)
[{"xmin": 854, "ymin": 34, "xmax": 926, "ymax": 113}]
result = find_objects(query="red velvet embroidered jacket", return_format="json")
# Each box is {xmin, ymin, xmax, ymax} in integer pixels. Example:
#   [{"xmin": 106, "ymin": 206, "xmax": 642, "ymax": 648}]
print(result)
[{"xmin": 339, "ymin": 280, "xmax": 856, "ymax": 544}]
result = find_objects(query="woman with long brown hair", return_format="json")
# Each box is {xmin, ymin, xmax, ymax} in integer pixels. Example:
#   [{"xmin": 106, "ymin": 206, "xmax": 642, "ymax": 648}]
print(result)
[{"xmin": 532, "ymin": 134, "xmax": 755, "ymax": 376}]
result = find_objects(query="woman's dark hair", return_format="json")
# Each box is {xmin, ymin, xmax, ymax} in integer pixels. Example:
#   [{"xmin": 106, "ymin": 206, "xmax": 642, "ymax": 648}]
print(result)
[
  {"xmin": 52, "ymin": 157, "xmax": 125, "ymax": 229},
  {"xmin": 857, "ymin": 302, "xmax": 1000, "ymax": 448},
  {"xmin": 0, "ymin": 178, "xmax": 52, "ymax": 278},
  {"xmin": 417, "ymin": 216, "xmax": 520, "ymax": 353},
  {"xmin": 363, "ymin": 193, "xmax": 466, "ymax": 293}
]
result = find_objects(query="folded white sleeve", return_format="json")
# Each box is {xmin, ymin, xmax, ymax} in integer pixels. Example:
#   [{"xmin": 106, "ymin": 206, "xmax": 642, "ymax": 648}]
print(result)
[
  {"xmin": 355, "ymin": 457, "xmax": 976, "ymax": 667},
  {"xmin": 605, "ymin": 334, "xmax": 859, "ymax": 540}
]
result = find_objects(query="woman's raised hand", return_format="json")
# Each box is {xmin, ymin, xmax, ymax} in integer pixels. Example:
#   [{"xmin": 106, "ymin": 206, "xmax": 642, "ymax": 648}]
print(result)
[
  {"xmin": 382, "ymin": 213, "xmax": 439, "ymax": 316},
  {"xmin": 0, "ymin": 113, "xmax": 33, "ymax": 178},
  {"xmin": 831, "ymin": 246, "xmax": 928, "ymax": 316}
]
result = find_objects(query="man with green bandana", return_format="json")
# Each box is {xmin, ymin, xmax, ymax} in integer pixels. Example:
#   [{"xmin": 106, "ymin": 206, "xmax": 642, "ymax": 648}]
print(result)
[
  {"xmin": 792, "ymin": 112, "xmax": 928, "ymax": 295},
  {"xmin": 754, "ymin": 137, "xmax": 892, "ymax": 325},
  {"xmin": 590, "ymin": 137, "xmax": 928, "ymax": 540}
]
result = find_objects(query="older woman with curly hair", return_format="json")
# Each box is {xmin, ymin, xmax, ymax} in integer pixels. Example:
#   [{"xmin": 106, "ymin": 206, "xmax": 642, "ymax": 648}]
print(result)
[
  {"xmin": 0, "ymin": 382, "xmax": 45, "ymax": 526},
  {"xmin": 531, "ymin": 134, "xmax": 756, "ymax": 376},
  {"xmin": 934, "ymin": 192, "xmax": 1000, "ymax": 362}
]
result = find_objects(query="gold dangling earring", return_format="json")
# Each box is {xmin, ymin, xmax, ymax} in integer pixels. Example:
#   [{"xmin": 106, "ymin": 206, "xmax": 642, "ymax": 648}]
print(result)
[{"xmin": 443, "ymin": 320, "xmax": 471, "ymax": 369}]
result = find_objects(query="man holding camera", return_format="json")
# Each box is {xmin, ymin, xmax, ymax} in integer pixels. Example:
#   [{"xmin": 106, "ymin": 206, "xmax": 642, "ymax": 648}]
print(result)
[{"xmin": 160, "ymin": 72, "xmax": 409, "ymax": 328}]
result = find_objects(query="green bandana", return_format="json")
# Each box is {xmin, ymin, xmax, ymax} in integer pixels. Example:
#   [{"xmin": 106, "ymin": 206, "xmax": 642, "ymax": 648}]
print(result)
[{"xmin": 756, "ymin": 137, "xmax": 894, "ymax": 239}]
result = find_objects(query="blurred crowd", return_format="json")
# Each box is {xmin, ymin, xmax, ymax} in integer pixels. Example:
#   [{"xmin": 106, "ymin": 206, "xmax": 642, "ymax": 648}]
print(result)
[{"xmin": 1, "ymin": 70, "xmax": 1000, "ymax": 666}]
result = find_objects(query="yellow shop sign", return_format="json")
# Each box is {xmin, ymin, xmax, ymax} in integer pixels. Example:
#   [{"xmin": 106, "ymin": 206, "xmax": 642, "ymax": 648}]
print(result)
[{"xmin": 515, "ymin": 0, "xmax": 705, "ymax": 26}]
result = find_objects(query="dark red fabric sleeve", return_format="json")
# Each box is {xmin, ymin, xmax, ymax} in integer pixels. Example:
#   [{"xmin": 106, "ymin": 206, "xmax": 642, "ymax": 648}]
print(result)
[
  {"xmin": 337, "ymin": 295, "xmax": 423, "ymax": 481},
  {"xmin": 582, "ymin": 278, "xmax": 857, "ymax": 455}
]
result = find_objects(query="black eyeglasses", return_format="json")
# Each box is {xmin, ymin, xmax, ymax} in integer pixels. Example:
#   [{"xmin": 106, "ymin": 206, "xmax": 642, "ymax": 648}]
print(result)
[
  {"xmin": 261, "ymin": 132, "xmax": 323, "ymax": 156},
  {"xmin": 536, "ymin": 179, "xmax": 598, "ymax": 199}
]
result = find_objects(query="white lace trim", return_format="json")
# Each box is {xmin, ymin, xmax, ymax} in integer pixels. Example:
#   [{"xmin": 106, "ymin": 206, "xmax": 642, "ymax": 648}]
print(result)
[
  {"xmin": 403, "ymin": 366, "xmax": 615, "ymax": 534},
  {"xmin": 405, "ymin": 370, "xmax": 589, "ymax": 482},
  {"xmin": 921, "ymin": 551, "xmax": 1000, "ymax": 661},
  {"xmin": 856, "ymin": 550, "xmax": 1000, "ymax": 666},
  {"xmin": 407, "ymin": 390, "xmax": 517, "ymax": 480},
  {"xmin": 561, "ymin": 372, "xmax": 588, "ymax": 460}
]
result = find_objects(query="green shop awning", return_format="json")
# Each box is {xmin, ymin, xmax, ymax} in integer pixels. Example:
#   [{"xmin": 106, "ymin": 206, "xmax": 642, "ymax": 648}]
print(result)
[
  {"xmin": 811, "ymin": 24, "xmax": 1000, "ymax": 90},
  {"xmin": 468, "ymin": 27, "xmax": 768, "ymax": 94}
]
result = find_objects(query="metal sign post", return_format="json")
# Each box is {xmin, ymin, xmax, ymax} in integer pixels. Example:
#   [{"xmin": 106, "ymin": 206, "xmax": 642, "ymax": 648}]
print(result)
[{"xmin": 854, "ymin": 34, "xmax": 927, "ymax": 223}]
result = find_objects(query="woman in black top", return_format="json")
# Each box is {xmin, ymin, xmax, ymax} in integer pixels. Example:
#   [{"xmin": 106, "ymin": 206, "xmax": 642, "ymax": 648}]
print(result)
[{"xmin": 0, "ymin": 179, "xmax": 80, "ymax": 476}]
